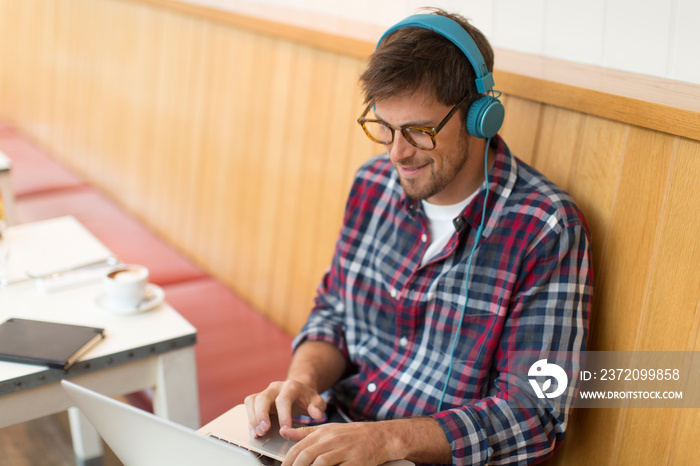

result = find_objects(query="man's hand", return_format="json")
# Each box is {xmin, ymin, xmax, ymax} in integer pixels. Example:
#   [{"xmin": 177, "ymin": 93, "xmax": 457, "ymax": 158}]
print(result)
[
  {"xmin": 279, "ymin": 422, "xmax": 394, "ymax": 466},
  {"xmin": 245, "ymin": 341, "xmax": 348, "ymax": 438},
  {"xmin": 244, "ymin": 379, "xmax": 326, "ymax": 438},
  {"xmin": 279, "ymin": 417, "xmax": 452, "ymax": 465}
]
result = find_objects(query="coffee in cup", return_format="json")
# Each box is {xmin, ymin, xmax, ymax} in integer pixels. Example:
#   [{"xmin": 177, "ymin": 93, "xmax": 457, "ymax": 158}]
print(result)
[{"xmin": 103, "ymin": 265, "xmax": 149, "ymax": 310}]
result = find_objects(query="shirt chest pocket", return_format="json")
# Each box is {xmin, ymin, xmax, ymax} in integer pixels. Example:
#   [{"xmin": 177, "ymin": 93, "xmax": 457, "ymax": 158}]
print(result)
[{"xmin": 421, "ymin": 271, "xmax": 501, "ymax": 351}]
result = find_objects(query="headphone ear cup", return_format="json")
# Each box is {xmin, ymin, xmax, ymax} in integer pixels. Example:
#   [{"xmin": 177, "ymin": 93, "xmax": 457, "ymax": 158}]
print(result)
[{"xmin": 465, "ymin": 96, "xmax": 505, "ymax": 139}]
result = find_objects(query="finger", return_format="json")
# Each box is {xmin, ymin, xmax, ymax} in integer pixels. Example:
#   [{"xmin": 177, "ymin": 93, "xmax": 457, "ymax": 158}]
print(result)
[
  {"xmin": 280, "ymin": 427, "xmax": 318, "ymax": 466},
  {"xmin": 275, "ymin": 390, "xmax": 295, "ymax": 430},
  {"xmin": 279, "ymin": 425, "xmax": 316, "ymax": 442},
  {"xmin": 278, "ymin": 383, "xmax": 327, "ymax": 428},
  {"xmin": 243, "ymin": 394, "xmax": 258, "ymax": 430},
  {"xmin": 251, "ymin": 389, "xmax": 276, "ymax": 437},
  {"xmin": 294, "ymin": 390, "xmax": 327, "ymax": 421},
  {"xmin": 306, "ymin": 401, "xmax": 325, "ymax": 420}
]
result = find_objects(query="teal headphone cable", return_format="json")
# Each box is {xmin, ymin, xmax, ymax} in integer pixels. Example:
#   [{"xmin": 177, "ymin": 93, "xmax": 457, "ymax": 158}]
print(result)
[{"xmin": 437, "ymin": 136, "xmax": 491, "ymax": 412}]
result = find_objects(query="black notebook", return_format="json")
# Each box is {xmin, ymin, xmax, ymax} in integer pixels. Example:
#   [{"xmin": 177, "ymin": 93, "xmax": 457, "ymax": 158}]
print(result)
[{"xmin": 0, "ymin": 318, "xmax": 105, "ymax": 370}]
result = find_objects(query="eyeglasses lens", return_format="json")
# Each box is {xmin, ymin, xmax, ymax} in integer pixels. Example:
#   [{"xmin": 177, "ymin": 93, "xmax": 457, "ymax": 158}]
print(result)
[
  {"xmin": 362, "ymin": 121, "xmax": 393, "ymax": 144},
  {"xmin": 362, "ymin": 122, "xmax": 435, "ymax": 150}
]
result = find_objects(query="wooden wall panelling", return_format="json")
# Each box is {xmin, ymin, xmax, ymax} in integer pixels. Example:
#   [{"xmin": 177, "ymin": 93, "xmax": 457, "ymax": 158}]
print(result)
[
  {"xmin": 249, "ymin": 38, "xmax": 298, "ymax": 324},
  {"xmin": 566, "ymin": 116, "xmax": 629, "ymax": 346},
  {"xmin": 613, "ymin": 137, "xmax": 700, "ymax": 464},
  {"xmin": 550, "ymin": 126, "xmax": 678, "ymax": 466},
  {"xmin": 669, "ymin": 387, "xmax": 700, "ymax": 464},
  {"xmin": 293, "ymin": 55, "xmax": 378, "ymax": 334},
  {"xmin": 141, "ymin": 8, "xmax": 187, "ymax": 242},
  {"xmin": 60, "ymin": 0, "xmax": 91, "ymax": 172},
  {"xmin": 74, "ymin": 0, "xmax": 105, "ymax": 186},
  {"xmin": 669, "ymin": 303, "xmax": 700, "ymax": 464},
  {"xmin": 0, "ymin": 1, "xmax": 9, "ymax": 116},
  {"xmin": 32, "ymin": 0, "xmax": 60, "ymax": 168},
  {"xmin": 194, "ymin": 24, "xmax": 244, "ymax": 278},
  {"xmin": 310, "ymin": 55, "xmax": 357, "ymax": 275},
  {"xmin": 588, "ymin": 127, "xmax": 676, "ymax": 353},
  {"xmin": 284, "ymin": 49, "xmax": 336, "ymax": 332},
  {"xmin": 633, "ymin": 137, "xmax": 700, "ymax": 351},
  {"xmin": 175, "ymin": 17, "xmax": 215, "ymax": 260},
  {"xmin": 616, "ymin": 407, "xmax": 677, "ymax": 465},
  {"xmin": 50, "ymin": 0, "xmax": 73, "ymax": 168},
  {"xmin": 214, "ymin": 29, "xmax": 257, "ymax": 291},
  {"xmin": 542, "ymin": 407, "xmax": 626, "ymax": 466},
  {"xmin": 187, "ymin": 20, "xmax": 220, "ymax": 273},
  {"xmin": 21, "ymin": 0, "xmax": 47, "ymax": 152},
  {"xmin": 3, "ymin": 1, "xmax": 31, "ymax": 128},
  {"xmin": 98, "ymin": 0, "xmax": 155, "ymax": 209},
  {"xmin": 21, "ymin": 0, "xmax": 55, "ymax": 145},
  {"xmin": 154, "ymin": 10, "xmax": 207, "ymax": 251},
  {"xmin": 541, "ymin": 116, "xmax": 631, "ymax": 466},
  {"xmin": 135, "ymin": 5, "xmax": 170, "ymax": 235},
  {"xmin": 0, "ymin": 0, "xmax": 17, "ymax": 119},
  {"xmin": 232, "ymin": 35, "xmax": 277, "ymax": 310},
  {"xmin": 498, "ymin": 94, "xmax": 542, "ymax": 165},
  {"xmin": 264, "ymin": 43, "xmax": 316, "ymax": 326},
  {"xmin": 80, "ymin": 0, "xmax": 110, "ymax": 193},
  {"xmin": 529, "ymin": 105, "xmax": 584, "ymax": 192},
  {"xmin": 63, "ymin": 0, "xmax": 99, "ymax": 179}
]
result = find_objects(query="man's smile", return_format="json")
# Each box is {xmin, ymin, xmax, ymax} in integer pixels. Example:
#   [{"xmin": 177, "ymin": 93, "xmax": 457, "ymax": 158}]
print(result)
[{"xmin": 396, "ymin": 161, "xmax": 431, "ymax": 177}]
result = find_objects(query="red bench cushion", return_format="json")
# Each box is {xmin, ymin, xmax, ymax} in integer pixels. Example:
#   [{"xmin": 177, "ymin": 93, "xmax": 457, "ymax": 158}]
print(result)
[{"xmin": 162, "ymin": 278, "xmax": 293, "ymax": 424}]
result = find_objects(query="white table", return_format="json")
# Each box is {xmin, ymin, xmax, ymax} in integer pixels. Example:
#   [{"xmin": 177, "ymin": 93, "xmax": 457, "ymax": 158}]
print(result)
[{"xmin": 0, "ymin": 216, "xmax": 199, "ymax": 465}]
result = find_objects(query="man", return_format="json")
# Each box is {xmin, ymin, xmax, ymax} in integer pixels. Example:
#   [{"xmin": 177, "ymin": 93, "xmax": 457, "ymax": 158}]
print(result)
[{"xmin": 246, "ymin": 9, "xmax": 592, "ymax": 465}]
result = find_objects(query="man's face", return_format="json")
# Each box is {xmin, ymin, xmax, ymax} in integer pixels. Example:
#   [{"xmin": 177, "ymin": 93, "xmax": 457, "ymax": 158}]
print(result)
[{"xmin": 373, "ymin": 92, "xmax": 474, "ymax": 205}]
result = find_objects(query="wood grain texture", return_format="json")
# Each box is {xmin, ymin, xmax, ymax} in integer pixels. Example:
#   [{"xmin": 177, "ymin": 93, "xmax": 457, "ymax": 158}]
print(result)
[{"xmin": 1, "ymin": 1, "xmax": 699, "ymax": 464}]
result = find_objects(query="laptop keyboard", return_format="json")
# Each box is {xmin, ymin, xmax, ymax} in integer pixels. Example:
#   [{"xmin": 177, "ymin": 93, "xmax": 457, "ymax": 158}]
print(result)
[{"xmin": 208, "ymin": 433, "xmax": 282, "ymax": 466}]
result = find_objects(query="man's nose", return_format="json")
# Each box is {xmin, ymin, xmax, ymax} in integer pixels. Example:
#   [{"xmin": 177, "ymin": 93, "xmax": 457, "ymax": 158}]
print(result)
[{"xmin": 389, "ymin": 131, "xmax": 415, "ymax": 162}]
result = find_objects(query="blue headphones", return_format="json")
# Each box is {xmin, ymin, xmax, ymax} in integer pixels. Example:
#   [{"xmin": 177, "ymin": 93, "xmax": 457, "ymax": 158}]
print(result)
[{"xmin": 377, "ymin": 14, "xmax": 505, "ymax": 139}]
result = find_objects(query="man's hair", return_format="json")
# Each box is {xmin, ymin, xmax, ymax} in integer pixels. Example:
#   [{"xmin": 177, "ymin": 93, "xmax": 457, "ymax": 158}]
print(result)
[{"xmin": 359, "ymin": 8, "xmax": 494, "ymax": 113}]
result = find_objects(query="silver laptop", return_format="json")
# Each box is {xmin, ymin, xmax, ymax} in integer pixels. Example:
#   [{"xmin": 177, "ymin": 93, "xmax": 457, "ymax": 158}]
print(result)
[
  {"xmin": 61, "ymin": 380, "xmax": 288, "ymax": 465},
  {"xmin": 62, "ymin": 380, "xmax": 413, "ymax": 466}
]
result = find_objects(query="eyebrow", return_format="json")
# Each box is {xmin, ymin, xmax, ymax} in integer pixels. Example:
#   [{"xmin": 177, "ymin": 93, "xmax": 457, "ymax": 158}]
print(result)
[{"xmin": 372, "ymin": 110, "xmax": 437, "ymax": 128}]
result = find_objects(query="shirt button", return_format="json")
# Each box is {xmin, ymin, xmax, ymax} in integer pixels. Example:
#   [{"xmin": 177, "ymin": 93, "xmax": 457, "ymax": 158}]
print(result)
[
  {"xmin": 390, "ymin": 288, "xmax": 397, "ymax": 298},
  {"xmin": 421, "ymin": 233, "xmax": 427, "ymax": 242},
  {"xmin": 367, "ymin": 383, "xmax": 377, "ymax": 393},
  {"xmin": 399, "ymin": 336, "xmax": 408, "ymax": 347}
]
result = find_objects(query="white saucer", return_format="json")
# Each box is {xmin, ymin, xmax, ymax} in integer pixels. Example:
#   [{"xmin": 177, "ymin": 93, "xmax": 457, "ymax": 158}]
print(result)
[{"xmin": 95, "ymin": 284, "xmax": 165, "ymax": 314}]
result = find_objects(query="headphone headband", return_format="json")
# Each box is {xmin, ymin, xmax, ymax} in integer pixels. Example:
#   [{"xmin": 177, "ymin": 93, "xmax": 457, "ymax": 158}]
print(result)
[{"xmin": 377, "ymin": 14, "xmax": 494, "ymax": 94}]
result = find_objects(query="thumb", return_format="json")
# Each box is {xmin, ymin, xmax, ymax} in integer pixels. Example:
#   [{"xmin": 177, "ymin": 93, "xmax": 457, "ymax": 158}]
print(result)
[{"xmin": 279, "ymin": 425, "xmax": 317, "ymax": 442}]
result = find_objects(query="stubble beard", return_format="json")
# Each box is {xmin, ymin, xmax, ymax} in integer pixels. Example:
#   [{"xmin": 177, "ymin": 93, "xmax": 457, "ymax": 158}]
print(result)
[{"xmin": 398, "ymin": 143, "xmax": 470, "ymax": 202}]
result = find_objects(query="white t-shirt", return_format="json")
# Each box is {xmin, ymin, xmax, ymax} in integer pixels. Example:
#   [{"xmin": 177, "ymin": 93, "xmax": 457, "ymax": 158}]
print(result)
[{"xmin": 421, "ymin": 191, "xmax": 477, "ymax": 266}]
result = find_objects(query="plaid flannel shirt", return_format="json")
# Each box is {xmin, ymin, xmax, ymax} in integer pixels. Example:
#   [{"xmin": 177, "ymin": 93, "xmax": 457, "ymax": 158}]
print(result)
[{"xmin": 294, "ymin": 135, "xmax": 592, "ymax": 465}]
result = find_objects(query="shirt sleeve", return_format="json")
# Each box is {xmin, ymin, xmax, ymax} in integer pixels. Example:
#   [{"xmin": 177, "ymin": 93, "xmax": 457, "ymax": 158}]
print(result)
[
  {"xmin": 431, "ymin": 218, "xmax": 592, "ymax": 465},
  {"xmin": 292, "ymin": 250, "xmax": 350, "ymax": 357}
]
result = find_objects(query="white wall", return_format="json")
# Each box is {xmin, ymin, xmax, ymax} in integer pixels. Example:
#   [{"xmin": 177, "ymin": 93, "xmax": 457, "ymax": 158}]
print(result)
[{"xmin": 190, "ymin": 0, "xmax": 700, "ymax": 85}]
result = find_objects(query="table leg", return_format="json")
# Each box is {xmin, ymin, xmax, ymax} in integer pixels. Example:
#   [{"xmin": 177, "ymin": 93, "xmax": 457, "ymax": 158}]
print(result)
[
  {"xmin": 68, "ymin": 406, "xmax": 104, "ymax": 466},
  {"xmin": 152, "ymin": 346, "xmax": 200, "ymax": 428}
]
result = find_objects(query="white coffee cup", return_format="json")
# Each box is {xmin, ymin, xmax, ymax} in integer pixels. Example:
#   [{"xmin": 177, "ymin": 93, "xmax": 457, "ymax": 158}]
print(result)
[{"xmin": 103, "ymin": 264, "xmax": 149, "ymax": 309}]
